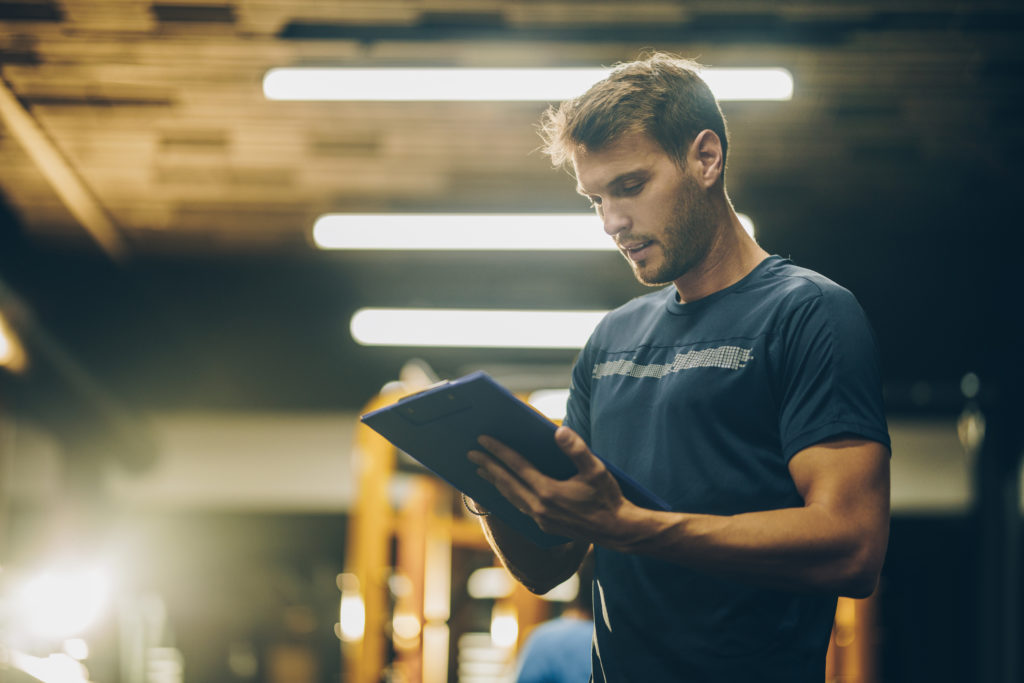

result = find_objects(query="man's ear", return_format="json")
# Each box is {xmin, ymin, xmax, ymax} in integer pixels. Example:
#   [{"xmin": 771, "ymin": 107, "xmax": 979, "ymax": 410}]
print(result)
[{"xmin": 689, "ymin": 129, "xmax": 724, "ymax": 188}]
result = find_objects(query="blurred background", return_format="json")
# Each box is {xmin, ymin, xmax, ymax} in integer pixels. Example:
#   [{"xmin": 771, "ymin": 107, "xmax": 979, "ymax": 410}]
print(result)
[{"xmin": 0, "ymin": 1, "xmax": 1021, "ymax": 682}]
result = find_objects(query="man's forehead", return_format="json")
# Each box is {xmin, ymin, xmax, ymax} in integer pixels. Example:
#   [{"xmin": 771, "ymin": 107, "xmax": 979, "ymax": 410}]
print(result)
[{"xmin": 572, "ymin": 132, "xmax": 664, "ymax": 192}]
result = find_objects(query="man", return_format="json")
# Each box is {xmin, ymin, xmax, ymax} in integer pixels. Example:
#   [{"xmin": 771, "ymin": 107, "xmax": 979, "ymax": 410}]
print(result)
[{"xmin": 466, "ymin": 53, "xmax": 891, "ymax": 682}]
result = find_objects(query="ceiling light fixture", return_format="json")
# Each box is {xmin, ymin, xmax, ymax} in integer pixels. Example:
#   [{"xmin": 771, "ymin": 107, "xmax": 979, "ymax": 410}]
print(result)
[
  {"xmin": 314, "ymin": 214, "xmax": 608, "ymax": 251},
  {"xmin": 350, "ymin": 308, "xmax": 607, "ymax": 349},
  {"xmin": 264, "ymin": 67, "xmax": 793, "ymax": 102},
  {"xmin": 314, "ymin": 213, "xmax": 753, "ymax": 250}
]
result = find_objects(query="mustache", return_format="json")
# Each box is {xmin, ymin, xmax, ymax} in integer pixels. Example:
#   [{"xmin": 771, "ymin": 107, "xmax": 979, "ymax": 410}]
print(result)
[{"xmin": 615, "ymin": 235, "xmax": 654, "ymax": 248}]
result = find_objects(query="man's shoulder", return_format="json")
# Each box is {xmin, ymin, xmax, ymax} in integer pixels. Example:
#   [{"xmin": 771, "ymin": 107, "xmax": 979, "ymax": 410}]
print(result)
[
  {"xmin": 759, "ymin": 257, "xmax": 840, "ymax": 292},
  {"xmin": 752, "ymin": 257, "xmax": 860, "ymax": 310},
  {"xmin": 585, "ymin": 258, "xmax": 865, "ymax": 349}
]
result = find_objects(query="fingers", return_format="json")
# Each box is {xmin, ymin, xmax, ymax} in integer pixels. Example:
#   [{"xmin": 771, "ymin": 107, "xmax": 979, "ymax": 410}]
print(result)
[
  {"xmin": 469, "ymin": 435, "xmax": 559, "ymax": 515},
  {"xmin": 474, "ymin": 429, "xmax": 600, "ymax": 484},
  {"xmin": 466, "ymin": 432, "xmax": 621, "ymax": 541},
  {"xmin": 467, "ymin": 447, "xmax": 508, "ymax": 482},
  {"xmin": 467, "ymin": 442, "xmax": 514, "ymax": 491},
  {"xmin": 468, "ymin": 447, "xmax": 533, "ymax": 513},
  {"xmin": 554, "ymin": 426, "xmax": 602, "ymax": 474},
  {"xmin": 475, "ymin": 434, "xmax": 534, "ymax": 470}
]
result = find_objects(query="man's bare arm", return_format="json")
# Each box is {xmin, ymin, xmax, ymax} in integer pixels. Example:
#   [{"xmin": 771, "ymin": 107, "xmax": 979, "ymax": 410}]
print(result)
[
  {"xmin": 471, "ymin": 427, "xmax": 890, "ymax": 598},
  {"xmin": 612, "ymin": 437, "xmax": 890, "ymax": 597}
]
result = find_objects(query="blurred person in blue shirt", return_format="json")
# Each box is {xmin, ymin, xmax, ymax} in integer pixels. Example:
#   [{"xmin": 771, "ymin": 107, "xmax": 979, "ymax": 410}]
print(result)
[{"xmin": 514, "ymin": 556, "xmax": 594, "ymax": 683}]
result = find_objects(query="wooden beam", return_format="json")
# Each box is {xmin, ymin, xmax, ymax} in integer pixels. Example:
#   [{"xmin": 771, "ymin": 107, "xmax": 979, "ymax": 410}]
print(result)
[{"xmin": 0, "ymin": 73, "xmax": 129, "ymax": 261}]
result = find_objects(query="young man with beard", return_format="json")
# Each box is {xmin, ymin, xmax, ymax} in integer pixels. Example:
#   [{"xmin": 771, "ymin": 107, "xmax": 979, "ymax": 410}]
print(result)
[{"xmin": 466, "ymin": 53, "xmax": 891, "ymax": 682}]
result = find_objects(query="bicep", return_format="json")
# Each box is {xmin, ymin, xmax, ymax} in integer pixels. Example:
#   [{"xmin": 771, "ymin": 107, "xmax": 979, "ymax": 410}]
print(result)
[
  {"xmin": 789, "ymin": 437, "xmax": 891, "ymax": 536},
  {"xmin": 777, "ymin": 439, "xmax": 891, "ymax": 597}
]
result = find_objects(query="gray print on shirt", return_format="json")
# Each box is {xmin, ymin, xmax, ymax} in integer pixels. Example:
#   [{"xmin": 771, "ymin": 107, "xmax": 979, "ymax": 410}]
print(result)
[{"xmin": 592, "ymin": 345, "xmax": 754, "ymax": 380}]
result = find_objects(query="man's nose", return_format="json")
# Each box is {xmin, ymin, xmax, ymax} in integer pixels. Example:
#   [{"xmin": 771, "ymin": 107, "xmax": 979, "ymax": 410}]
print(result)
[{"xmin": 601, "ymin": 202, "xmax": 630, "ymax": 236}]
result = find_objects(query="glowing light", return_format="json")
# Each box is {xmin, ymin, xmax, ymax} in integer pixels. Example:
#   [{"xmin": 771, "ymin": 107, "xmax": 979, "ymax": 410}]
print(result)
[
  {"xmin": 392, "ymin": 611, "xmax": 422, "ymax": 642},
  {"xmin": 458, "ymin": 633, "xmax": 513, "ymax": 682},
  {"xmin": 9, "ymin": 651, "xmax": 90, "ymax": 683},
  {"xmin": 147, "ymin": 648, "xmax": 184, "ymax": 682},
  {"xmin": 738, "ymin": 213, "xmax": 756, "ymax": 238},
  {"xmin": 336, "ymin": 573, "xmax": 365, "ymax": 642},
  {"xmin": 63, "ymin": 639, "xmax": 90, "ymax": 661},
  {"xmin": 490, "ymin": 605, "xmax": 518, "ymax": 649},
  {"xmin": 17, "ymin": 566, "xmax": 111, "ymax": 639},
  {"xmin": 423, "ymin": 623, "xmax": 450, "ymax": 681},
  {"xmin": 0, "ymin": 312, "xmax": 28, "ymax": 373},
  {"xmin": 467, "ymin": 567, "xmax": 515, "ymax": 600},
  {"xmin": 338, "ymin": 594, "xmax": 365, "ymax": 641},
  {"xmin": 313, "ymin": 212, "xmax": 754, "ymax": 250},
  {"xmin": 423, "ymin": 536, "xmax": 452, "ymax": 621},
  {"xmin": 313, "ymin": 214, "xmax": 607, "ymax": 251},
  {"xmin": 264, "ymin": 67, "xmax": 793, "ymax": 102},
  {"xmin": 528, "ymin": 389, "xmax": 571, "ymax": 421},
  {"xmin": 351, "ymin": 308, "xmax": 606, "ymax": 349},
  {"xmin": 702, "ymin": 68, "xmax": 794, "ymax": 101}
]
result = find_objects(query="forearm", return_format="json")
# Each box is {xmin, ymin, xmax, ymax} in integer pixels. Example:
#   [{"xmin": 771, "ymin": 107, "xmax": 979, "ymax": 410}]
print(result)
[
  {"xmin": 469, "ymin": 427, "xmax": 889, "ymax": 598},
  {"xmin": 608, "ymin": 502, "xmax": 887, "ymax": 598},
  {"xmin": 477, "ymin": 513, "xmax": 590, "ymax": 595}
]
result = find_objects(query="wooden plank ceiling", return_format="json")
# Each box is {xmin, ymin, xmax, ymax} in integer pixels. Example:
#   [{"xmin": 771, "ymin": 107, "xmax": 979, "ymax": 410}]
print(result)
[
  {"xmin": 0, "ymin": 0, "xmax": 1021, "ymax": 415},
  {"xmin": 0, "ymin": 1, "xmax": 1018, "ymax": 251}
]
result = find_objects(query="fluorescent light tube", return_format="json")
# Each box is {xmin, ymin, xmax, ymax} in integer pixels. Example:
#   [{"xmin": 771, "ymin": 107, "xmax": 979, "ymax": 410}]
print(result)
[
  {"xmin": 350, "ymin": 308, "xmax": 607, "ymax": 349},
  {"xmin": 314, "ymin": 214, "xmax": 608, "ymax": 251},
  {"xmin": 264, "ymin": 67, "xmax": 793, "ymax": 102},
  {"xmin": 703, "ymin": 68, "xmax": 793, "ymax": 101},
  {"xmin": 314, "ymin": 213, "xmax": 752, "ymax": 250}
]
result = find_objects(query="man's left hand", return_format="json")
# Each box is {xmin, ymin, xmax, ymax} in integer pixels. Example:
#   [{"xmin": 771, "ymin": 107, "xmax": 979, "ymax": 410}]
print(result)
[{"xmin": 467, "ymin": 426, "xmax": 640, "ymax": 543}]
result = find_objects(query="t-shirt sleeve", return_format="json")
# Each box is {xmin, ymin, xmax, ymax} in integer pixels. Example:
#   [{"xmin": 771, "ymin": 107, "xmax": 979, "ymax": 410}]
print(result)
[
  {"xmin": 564, "ymin": 341, "xmax": 594, "ymax": 445},
  {"xmin": 776, "ymin": 285, "xmax": 891, "ymax": 460}
]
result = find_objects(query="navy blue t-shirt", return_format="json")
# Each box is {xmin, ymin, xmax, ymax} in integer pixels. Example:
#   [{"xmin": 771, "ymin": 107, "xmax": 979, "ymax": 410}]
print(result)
[{"xmin": 564, "ymin": 255, "xmax": 890, "ymax": 683}]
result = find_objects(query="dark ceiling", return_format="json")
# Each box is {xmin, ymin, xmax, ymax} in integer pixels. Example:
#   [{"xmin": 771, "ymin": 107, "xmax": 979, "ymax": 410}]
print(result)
[{"xmin": 1, "ymin": 1, "xmax": 1022, "ymax": 452}]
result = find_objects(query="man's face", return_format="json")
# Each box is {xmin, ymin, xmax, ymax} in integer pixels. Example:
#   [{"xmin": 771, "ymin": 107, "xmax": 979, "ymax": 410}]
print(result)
[{"xmin": 573, "ymin": 131, "xmax": 717, "ymax": 287}]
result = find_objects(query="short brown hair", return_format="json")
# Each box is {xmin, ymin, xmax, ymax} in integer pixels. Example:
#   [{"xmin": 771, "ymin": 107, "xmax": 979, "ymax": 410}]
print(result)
[{"xmin": 538, "ymin": 52, "xmax": 729, "ymax": 177}]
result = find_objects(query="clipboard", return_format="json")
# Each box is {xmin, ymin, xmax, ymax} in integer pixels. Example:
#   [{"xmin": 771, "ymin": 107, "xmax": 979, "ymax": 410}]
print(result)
[{"xmin": 360, "ymin": 371, "xmax": 670, "ymax": 547}]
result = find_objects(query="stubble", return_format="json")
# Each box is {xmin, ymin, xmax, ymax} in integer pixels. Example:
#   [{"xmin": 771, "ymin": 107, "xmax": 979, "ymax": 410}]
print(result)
[{"xmin": 629, "ymin": 174, "xmax": 717, "ymax": 287}]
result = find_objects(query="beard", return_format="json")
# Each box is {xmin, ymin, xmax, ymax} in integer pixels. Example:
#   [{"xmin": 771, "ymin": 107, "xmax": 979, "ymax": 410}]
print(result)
[{"xmin": 625, "ymin": 174, "xmax": 718, "ymax": 287}]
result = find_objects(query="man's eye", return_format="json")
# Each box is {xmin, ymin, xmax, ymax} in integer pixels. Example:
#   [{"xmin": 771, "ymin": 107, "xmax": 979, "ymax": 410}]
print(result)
[
  {"xmin": 586, "ymin": 197, "xmax": 601, "ymax": 209},
  {"xmin": 622, "ymin": 183, "xmax": 644, "ymax": 195}
]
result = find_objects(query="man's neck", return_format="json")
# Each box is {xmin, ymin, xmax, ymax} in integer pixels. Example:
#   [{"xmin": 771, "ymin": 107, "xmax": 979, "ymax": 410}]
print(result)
[{"xmin": 673, "ymin": 207, "xmax": 770, "ymax": 304}]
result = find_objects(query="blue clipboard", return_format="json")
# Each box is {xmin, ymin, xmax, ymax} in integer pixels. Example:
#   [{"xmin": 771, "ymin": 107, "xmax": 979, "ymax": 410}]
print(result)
[{"xmin": 360, "ymin": 371, "xmax": 670, "ymax": 547}]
